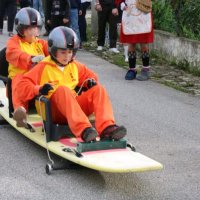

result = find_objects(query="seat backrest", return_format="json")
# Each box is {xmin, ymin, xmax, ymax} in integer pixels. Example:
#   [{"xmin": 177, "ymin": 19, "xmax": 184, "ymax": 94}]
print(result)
[
  {"xmin": 35, "ymin": 96, "xmax": 73, "ymax": 142},
  {"xmin": 0, "ymin": 47, "xmax": 9, "ymax": 78}
]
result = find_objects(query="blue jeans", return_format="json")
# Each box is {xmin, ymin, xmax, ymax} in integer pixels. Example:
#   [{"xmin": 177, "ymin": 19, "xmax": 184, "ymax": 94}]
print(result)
[
  {"xmin": 70, "ymin": 9, "xmax": 81, "ymax": 42},
  {"xmin": 32, "ymin": 0, "xmax": 44, "ymax": 18}
]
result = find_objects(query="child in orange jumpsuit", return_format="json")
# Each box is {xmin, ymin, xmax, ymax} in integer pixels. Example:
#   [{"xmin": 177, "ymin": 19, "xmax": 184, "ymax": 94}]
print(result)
[
  {"xmin": 6, "ymin": 7, "xmax": 49, "ymax": 125},
  {"xmin": 16, "ymin": 26, "xmax": 127, "ymax": 142}
]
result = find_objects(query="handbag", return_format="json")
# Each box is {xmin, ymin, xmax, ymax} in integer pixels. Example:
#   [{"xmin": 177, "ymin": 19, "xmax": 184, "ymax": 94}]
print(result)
[{"xmin": 136, "ymin": 0, "xmax": 152, "ymax": 13}]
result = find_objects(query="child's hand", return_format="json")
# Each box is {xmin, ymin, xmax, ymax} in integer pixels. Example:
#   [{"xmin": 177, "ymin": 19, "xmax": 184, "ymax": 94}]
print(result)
[
  {"xmin": 95, "ymin": 4, "xmax": 102, "ymax": 12},
  {"xmin": 31, "ymin": 55, "xmax": 45, "ymax": 63},
  {"xmin": 112, "ymin": 8, "xmax": 119, "ymax": 16},
  {"xmin": 120, "ymin": 3, "xmax": 128, "ymax": 11},
  {"xmin": 63, "ymin": 18, "xmax": 69, "ymax": 24},
  {"xmin": 87, "ymin": 79, "xmax": 97, "ymax": 89},
  {"xmin": 39, "ymin": 83, "xmax": 53, "ymax": 95},
  {"xmin": 79, "ymin": 10, "xmax": 82, "ymax": 15}
]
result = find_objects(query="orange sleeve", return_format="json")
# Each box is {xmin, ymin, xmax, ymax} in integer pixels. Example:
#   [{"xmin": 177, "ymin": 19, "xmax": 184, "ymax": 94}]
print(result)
[
  {"xmin": 38, "ymin": 39, "xmax": 49, "ymax": 56},
  {"xmin": 73, "ymin": 60, "xmax": 99, "ymax": 87},
  {"xmin": 6, "ymin": 35, "xmax": 32, "ymax": 70},
  {"xmin": 17, "ymin": 63, "xmax": 46, "ymax": 102}
]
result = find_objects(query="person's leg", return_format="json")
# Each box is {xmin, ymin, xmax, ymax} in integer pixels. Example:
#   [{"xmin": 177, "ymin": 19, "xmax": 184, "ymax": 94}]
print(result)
[
  {"xmin": 38, "ymin": 0, "xmax": 44, "ymax": 18},
  {"xmin": 124, "ymin": 44, "xmax": 129, "ymax": 62},
  {"xmin": 97, "ymin": 7, "xmax": 108, "ymax": 48},
  {"xmin": 76, "ymin": 85, "xmax": 115, "ymax": 134},
  {"xmin": 50, "ymin": 86, "xmax": 93, "ymax": 138},
  {"xmin": 136, "ymin": 43, "xmax": 150, "ymax": 81},
  {"xmin": 42, "ymin": 0, "xmax": 51, "ymax": 35},
  {"xmin": 50, "ymin": 16, "xmax": 61, "ymax": 30},
  {"xmin": 32, "ymin": 0, "xmax": 38, "ymax": 10},
  {"xmin": 12, "ymin": 75, "xmax": 29, "ymax": 111},
  {"xmin": 76, "ymin": 85, "xmax": 126, "ymax": 140},
  {"xmin": 20, "ymin": 0, "xmax": 31, "ymax": 8},
  {"xmin": 108, "ymin": 9, "xmax": 118, "ymax": 49},
  {"xmin": 69, "ymin": 9, "xmax": 81, "ymax": 41},
  {"xmin": 78, "ymin": 2, "xmax": 90, "ymax": 42},
  {"xmin": 0, "ymin": 0, "xmax": 6, "ymax": 33},
  {"xmin": 12, "ymin": 75, "xmax": 29, "ymax": 127},
  {"xmin": 78, "ymin": 4, "xmax": 86, "ymax": 42},
  {"xmin": 7, "ymin": 1, "xmax": 17, "ymax": 34},
  {"xmin": 125, "ymin": 44, "xmax": 137, "ymax": 80}
]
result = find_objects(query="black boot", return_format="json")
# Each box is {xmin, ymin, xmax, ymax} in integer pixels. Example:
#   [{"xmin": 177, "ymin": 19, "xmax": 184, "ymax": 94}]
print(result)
[
  {"xmin": 81, "ymin": 127, "xmax": 98, "ymax": 142},
  {"xmin": 136, "ymin": 51, "xmax": 150, "ymax": 81},
  {"xmin": 125, "ymin": 51, "xmax": 137, "ymax": 80},
  {"xmin": 100, "ymin": 125, "xmax": 127, "ymax": 141}
]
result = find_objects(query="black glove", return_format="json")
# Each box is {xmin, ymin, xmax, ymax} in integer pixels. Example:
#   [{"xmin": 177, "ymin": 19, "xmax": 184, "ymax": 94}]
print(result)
[
  {"xmin": 87, "ymin": 79, "xmax": 97, "ymax": 89},
  {"xmin": 39, "ymin": 83, "xmax": 53, "ymax": 95}
]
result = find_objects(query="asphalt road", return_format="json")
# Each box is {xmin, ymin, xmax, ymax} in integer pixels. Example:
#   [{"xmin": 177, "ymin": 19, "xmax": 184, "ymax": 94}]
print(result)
[{"xmin": 0, "ymin": 28, "xmax": 200, "ymax": 200}]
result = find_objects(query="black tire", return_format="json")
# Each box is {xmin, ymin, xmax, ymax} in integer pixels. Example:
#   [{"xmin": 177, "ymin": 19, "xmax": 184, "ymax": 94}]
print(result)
[
  {"xmin": 45, "ymin": 163, "xmax": 53, "ymax": 175},
  {"xmin": 127, "ymin": 143, "xmax": 136, "ymax": 152}
]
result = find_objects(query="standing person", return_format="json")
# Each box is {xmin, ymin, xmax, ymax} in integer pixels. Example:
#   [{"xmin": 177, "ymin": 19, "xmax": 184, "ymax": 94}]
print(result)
[
  {"xmin": 120, "ymin": 0, "xmax": 153, "ymax": 81},
  {"xmin": 19, "ymin": 0, "xmax": 31, "ymax": 8},
  {"xmin": 17, "ymin": 26, "xmax": 127, "ymax": 142},
  {"xmin": 78, "ymin": 0, "xmax": 91, "ymax": 42},
  {"xmin": 0, "ymin": 0, "xmax": 17, "ymax": 37},
  {"xmin": 95, "ymin": 0, "xmax": 119, "ymax": 53},
  {"xmin": 42, "ymin": 0, "xmax": 51, "ymax": 36},
  {"xmin": 6, "ymin": 7, "xmax": 49, "ymax": 127},
  {"xmin": 46, "ymin": 0, "xmax": 70, "ymax": 32},
  {"xmin": 69, "ymin": 0, "xmax": 82, "ymax": 43},
  {"xmin": 115, "ymin": 0, "xmax": 128, "ymax": 62},
  {"xmin": 32, "ymin": 0, "xmax": 44, "ymax": 19}
]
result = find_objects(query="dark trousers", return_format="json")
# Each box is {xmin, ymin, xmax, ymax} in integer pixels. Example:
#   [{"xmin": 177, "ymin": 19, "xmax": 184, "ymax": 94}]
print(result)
[
  {"xmin": 97, "ymin": 5, "xmax": 118, "ymax": 48},
  {"xmin": 41, "ymin": 0, "xmax": 51, "ymax": 33},
  {"xmin": 50, "ymin": 16, "xmax": 69, "ymax": 30},
  {"xmin": 78, "ymin": 2, "xmax": 90, "ymax": 42},
  {"xmin": 0, "ymin": 0, "xmax": 17, "ymax": 32},
  {"xmin": 20, "ymin": 0, "xmax": 31, "ymax": 8}
]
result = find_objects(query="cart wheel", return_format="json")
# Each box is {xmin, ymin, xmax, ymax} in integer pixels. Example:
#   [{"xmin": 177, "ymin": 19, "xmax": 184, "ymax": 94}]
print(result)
[
  {"xmin": 45, "ymin": 163, "xmax": 53, "ymax": 175},
  {"xmin": 127, "ymin": 143, "xmax": 136, "ymax": 152}
]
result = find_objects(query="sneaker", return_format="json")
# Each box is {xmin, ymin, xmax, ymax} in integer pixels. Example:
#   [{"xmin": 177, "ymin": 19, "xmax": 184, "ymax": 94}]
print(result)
[
  {"xmin": 8, "ymin": 32, "xmax": 14, "ymax": 37},
  {"xmin": 97, "ymin": 46, "xmax": 103, "ymax": 51},
  {"xmin": 81, "ymin": 127, "xmax": 98, "ymax": 142},
  {"xmin": 136, "ymin": 67, "xmax": 150, "ymax": 81},
  {"xmin": 100, "ymin": 125, "xmax": 127, "ymax": 141},
  {"xmin": 125, "ymin": 69, "xmax": 137, "ymax": 80},
  {"xmin": 13, "ymin": 106, "xmax": 27, "ymax": 127},
  {"xmin": 109, "ymin": 48, "xmax": 120, "ymax": 53}
]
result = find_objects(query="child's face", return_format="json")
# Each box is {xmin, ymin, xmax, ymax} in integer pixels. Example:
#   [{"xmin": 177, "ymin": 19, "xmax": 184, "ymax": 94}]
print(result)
[
  {"xmin": 56, "ymin": 49, "xmax": 73, "ymax": 66},
  {"xmin": 23, "ymin": 26, "xmax": 39, "ymax": 43}
]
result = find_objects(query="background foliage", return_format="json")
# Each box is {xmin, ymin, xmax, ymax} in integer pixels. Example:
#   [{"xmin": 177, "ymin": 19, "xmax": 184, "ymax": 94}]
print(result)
[{"xmin": 152, "ymin": 0, "xmax": 200, "ymax": 40}]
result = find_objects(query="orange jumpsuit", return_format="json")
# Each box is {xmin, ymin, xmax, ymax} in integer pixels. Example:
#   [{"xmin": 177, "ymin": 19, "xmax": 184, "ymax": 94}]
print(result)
[
  {"xmin": 6, "ymin": 35, "xmax": 49, "ymax": 110},
  {"xmin": 17, "ymin": 56, "xmax": 115, "ymax": 137}
]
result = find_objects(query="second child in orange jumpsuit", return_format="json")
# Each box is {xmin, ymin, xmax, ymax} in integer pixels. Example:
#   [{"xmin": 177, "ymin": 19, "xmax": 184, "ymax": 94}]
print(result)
[
  {"xmin": 17, "ymin": 26, "xmax": 127, "ymax": 142},
  {"xmin": 6, "ymin": 8, "xmax": 49, "ymax": 126}
]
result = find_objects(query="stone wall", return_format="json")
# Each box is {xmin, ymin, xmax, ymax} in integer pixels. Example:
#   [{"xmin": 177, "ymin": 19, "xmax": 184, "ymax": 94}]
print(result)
[{"xmin": 151, "ymin": 30, "xmax": 200, "ymax": 70}]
